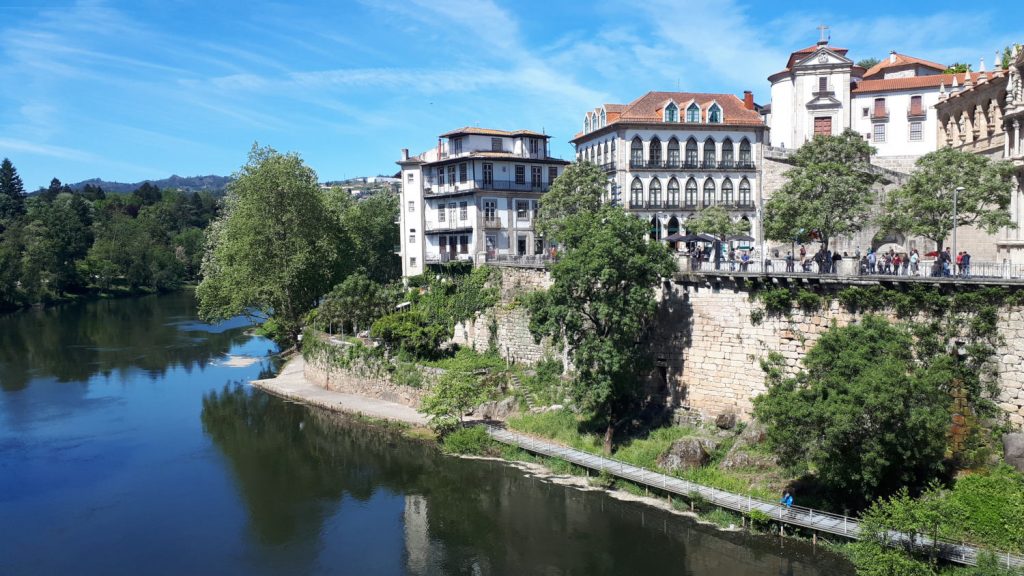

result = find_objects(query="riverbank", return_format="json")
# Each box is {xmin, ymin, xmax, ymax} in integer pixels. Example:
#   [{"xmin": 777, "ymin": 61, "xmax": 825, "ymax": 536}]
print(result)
[{"xmin": 250, "ymin": 355, "xmax": 428, "ymax": 426}]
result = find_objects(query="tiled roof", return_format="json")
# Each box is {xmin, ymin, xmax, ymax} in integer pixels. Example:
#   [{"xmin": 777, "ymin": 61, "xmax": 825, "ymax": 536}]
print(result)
[
  {"xmin": 863, "ymin": 53, "xmax": 948, "ymax": 79},
  {"xmin": 852, "ymin": 72, "xmax": 987, "ymax": 94},
  {"xmin": 439, "ymin": 127, "xmax": 549, "ymax": 138},
  {"xmin": 785, "ymin": 43, "xmax": 849, "ymax": 69}
]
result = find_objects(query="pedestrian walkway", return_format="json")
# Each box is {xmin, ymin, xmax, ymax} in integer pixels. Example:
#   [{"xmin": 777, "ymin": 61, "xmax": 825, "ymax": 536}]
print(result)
[{"xmin": 486, "ymin": 425, "xmax": 1024, "ymax": 569}]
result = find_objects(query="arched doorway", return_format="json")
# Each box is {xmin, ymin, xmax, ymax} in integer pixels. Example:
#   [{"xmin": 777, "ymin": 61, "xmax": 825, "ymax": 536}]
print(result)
[
  {"xmin": 649, "ymin": 216, "xmax": 662, "ymax": 241},
  {"xmin": 667, "ymin": 216, "xmax": 680, "ymax": 236}
]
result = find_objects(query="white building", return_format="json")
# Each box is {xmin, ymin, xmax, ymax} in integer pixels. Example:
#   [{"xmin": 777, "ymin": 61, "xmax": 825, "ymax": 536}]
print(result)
[
  {"xmin": 396, "ymin": 127, "xmax": 569, "ymax": 278},
  {"xmin": 571, "ymin": 91, "xmax": 767, "ymax": 241}
]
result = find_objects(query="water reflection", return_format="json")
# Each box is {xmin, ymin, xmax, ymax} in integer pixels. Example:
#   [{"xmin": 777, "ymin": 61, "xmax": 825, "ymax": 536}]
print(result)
[
  {"xmin": 202, "ymin": 384, "xmax": 853, "ymax": 576},
  {"xmin": 0, "ymin": 291, "xmax": 263, "ymax": 391}
]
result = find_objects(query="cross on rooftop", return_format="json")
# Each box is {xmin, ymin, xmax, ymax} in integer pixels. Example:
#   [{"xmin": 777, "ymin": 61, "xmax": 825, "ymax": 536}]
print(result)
[{"xmin": 817, "ymin": 24, "xmax": 829, "ymax": 44}]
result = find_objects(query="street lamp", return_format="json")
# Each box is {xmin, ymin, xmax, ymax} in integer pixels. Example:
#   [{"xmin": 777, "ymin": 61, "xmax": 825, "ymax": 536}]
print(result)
[{"xmin": 954, "ymin": 186, "xmax": 964, "ymax": 277}]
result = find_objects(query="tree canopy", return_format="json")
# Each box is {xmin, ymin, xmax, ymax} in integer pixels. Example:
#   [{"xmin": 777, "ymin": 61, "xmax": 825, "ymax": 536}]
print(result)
[
  {"xmin": 528, "ymin": 206, "xmax": 675, "ymax": 453},
  {"xmin": 764, "ymin": 129, "xmax": 878, "ymax": 250},
  {"xmin": 686, "ymin": 205, "xmax": 750, "ymax": 240},
  {"xmin": 197, "ymin": 144, "xmax": 346, "ymax": 347},
  {"xmin": 534, "ymin": 160, "xmax": 605, "ymax": 247},
  {"xmin": 875, "ymin": 147, "xmax": 1016, "ymax": 251},
  {"xmin": 753, "ymin": 315, "xmax": 951, "ymax": 508},
  {"xmin": 0, "ymin": 158, "xmax": 26, "ymax": 226},
  {"xmin": 856, "ymin": 57, "xmax": 881, "ymax": 70}
]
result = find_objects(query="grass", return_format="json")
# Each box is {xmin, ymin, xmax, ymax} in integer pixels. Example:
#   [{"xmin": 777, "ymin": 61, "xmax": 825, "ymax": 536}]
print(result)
[{"xmin": 419, "ymin": 346, "xmax": 508, "ymax": 372}]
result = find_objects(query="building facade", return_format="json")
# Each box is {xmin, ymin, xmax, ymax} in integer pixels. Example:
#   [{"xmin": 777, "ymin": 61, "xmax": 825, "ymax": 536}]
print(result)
[
  {"xmin": 571, "ymin": 91, "xmax": 767, "ymax": 242},
  {"xmin": 397, "ymin": 128, "xmax": 569, "ymax": 278}
]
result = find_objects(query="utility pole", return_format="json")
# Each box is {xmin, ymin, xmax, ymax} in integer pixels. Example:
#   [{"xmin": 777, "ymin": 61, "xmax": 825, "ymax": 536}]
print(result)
[{"xmin": 954, "ymin": 186, "xmax": 963, "ymax": 276}]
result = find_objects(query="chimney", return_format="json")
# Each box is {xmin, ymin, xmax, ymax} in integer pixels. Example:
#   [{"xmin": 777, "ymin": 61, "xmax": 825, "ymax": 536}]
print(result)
[
  {"xmin": 889, "ymin": 50, "xmax": 897, "ymax": 64},
  {"xmin": 743, "ymin": 90, "xmax": 755, "ymax": 110},
  {"xmin": 401, "ymin": 148, "xmax": 409, "ymax": 161}
]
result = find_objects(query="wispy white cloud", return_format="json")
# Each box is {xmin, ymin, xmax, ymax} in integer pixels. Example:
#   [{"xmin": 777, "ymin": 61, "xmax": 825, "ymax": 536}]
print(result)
[{"xmin": 0, "ymin": 138, "xmax": 98, "ymax": 162}]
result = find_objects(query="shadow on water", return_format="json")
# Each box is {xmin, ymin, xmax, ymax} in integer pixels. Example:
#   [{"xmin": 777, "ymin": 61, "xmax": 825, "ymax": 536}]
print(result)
[
  {"xmin": 202, "ymin": 383, "xmax": 854, "ymax": 576},
  {"xmin": 0, "ymin": 290, "xmax": 264, "ymax": 392}
]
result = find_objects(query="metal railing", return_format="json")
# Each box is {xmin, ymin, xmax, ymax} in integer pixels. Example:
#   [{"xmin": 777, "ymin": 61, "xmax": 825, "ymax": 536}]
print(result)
[
  {"xmin": 424, "ymin": 252, "xmax": 472, "ymax": 264},
  {"xmin": 485, "ymin": 425, "xmax": 1024, "ymax": 568},
  {"xmin": 678, "ymin": 257, "xmax": 1024, "ymax": 282},
  {"xmin": 628, "ymin": 159, "xmax": 756, "ymax": 170},
  {"xmin": 425, "ymin": 179, "xmax": 551, "ymax": 195},
  {"xmin": 484, "ymin": 254, "xmax": 553, "ymax": 268}
]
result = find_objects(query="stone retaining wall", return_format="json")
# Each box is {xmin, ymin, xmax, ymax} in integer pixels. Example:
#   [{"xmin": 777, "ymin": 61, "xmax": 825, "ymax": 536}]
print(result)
[{"xmin": 304, "ymin": 354, "xmax": 430, "ymax": 408}]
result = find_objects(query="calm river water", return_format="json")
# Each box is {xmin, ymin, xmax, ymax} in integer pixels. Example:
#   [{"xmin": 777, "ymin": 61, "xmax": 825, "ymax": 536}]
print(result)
[{"xmin": 0, "ymin": 291, "xmax": 853, "ymax": 575}]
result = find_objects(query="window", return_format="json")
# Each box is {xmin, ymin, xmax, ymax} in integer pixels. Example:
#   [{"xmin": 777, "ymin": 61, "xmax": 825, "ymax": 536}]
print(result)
[
  {"xmin": 407, "ymin": 172, "xmax": 414, "ymax": 182},
  {"xmin": 685, "ymin": 178, "xmax": 697, "ymax": 206},
  {"xmin": 548, "ymin": 166, "xmax": 558, "ymax": 183},
  {"xmin": 491, "ymin": 138, "xmax": 502, "ymax": 152},
  {"xmin": 459, "ymin": 201, "xmax": 467, "ymax": 220},
  {"xmin": 649, "ymin": 177, "xmax": 662, "ymax": 207},
  {"xmin": 739, "ymin": 179, "xmax": 751, "ymax": 206},
  {"xmin": 437, "ymin": 203, "xmax": 445, "ymax": 222},
  {"xmin": 862, "ymin": 107, "xmax": 869, "ymax": 118},
  {"xmin": 408, "ymin": 200, "xmax": 414, "ymax": 213},
  {"xmin": 910, "ymin": 121, "xmax": 922, "ymax": 141},
  {"xmin": 909, "ymin": 95, "xmax": 923, "ymax": 116},
  {"xmin": 873, "ymin": 98, "xmax": 886, "ymax": 117},
  {"xmin": 631, "ymin": 137, "xmax": 643, "ymax": 165},
  {"xmin": 600, "ymin": 109, "xmax": 606, "ymax": 127},
  {"xmin": 447, "ymin": 165, "xmax": 456, "ymax": 186},
  {"xmin": 686, "ymin": 103, "xmax": 700, "ymax": 122},
  {"xmin": 483, "ymin": 163, "xmax": 493, "ymax": 186},
  {"xmin": 517, "ymin": 235, "xmax": 527, "ymax": 256},
  {"xmin": 437, "ymin": 166, "xmax": 445, "ymax": 186},
  {"xmin": 703, "ymin": 179, "xmax": 715, "ymax": 206},
  {"xmin": 408, "ymin": 229, "xmax": 416, "ymax": 243},
  {"xmin": 451, "ymin": 137, "xmax": 463, "ymax": 155},
  {"xmin": 516, "ymin": 200, "xmax": 529, "ymax": 220},
  {"xmin": 721, "ymin": 178, "xmax": 734, "ymax": 205},
  {"xmin": 515, "ymin": 165, "xmax": 525, "ymax": 185},
  {"xmin": 667, "ymin": 138, "xmax": 680, "ymax": 166},
  {"xmin": 530, "ymin": 138, "xmax": 541, "ymax": 154},
  {"xmin": 484, "ymin": 200, "xmax": 496, "ymax": 221},
  {"xmin": 534, "ymin": 236, "xmax": 544, "ymax": 255},
  {"xmin": 813, "ymin": 117, "xmax": 832, "ymax": 136},
  {"xmin": 447, "ymin": 202, "xmax": 456, "ymax": 223},
  {"xmin": 703, "ymin": 137, "xmax": 716, "ymax": 167},
  {"xmin": 532, "ymin": 200, "xmax": 539, "ymax": 220},
  {"xmin": 739, "ymin": 139, "xmax": 751, "ymax": 164},
  {"xmin": 721, "ymin": 138, "xmax": 734, "ymax": 167},
  {"xmin": 685, "ymin": 138, "xmax": 698, "ymax": 166},
  {"xmin": 649, "ymin": 137, "xmax": 662, "ymax": 165},
  {"xmin": 708, "ymin": 103, "xmax": 722, "ymax": 123},
  {"xmin": 818, "ymin": 76, "xmax": 828, "ymax": 92},
  {"xmin": 664, "ymin": 103, "xmax": 678, "ymax": 122},
  {"xmin": 531, "ymin": 166, "xmax": 542, "ymax": 188},
  {"xmin": 409, "ymin": 257, "xmax": 417, "ymax": 268},
  {"xmin": 667, "ymin": 178, "xmax": 679, "ymax": 206},
  {"xmin": 459, "ymin": 163, "xmax": 467, "ymax": 183},
  {"xmin": 631, "ymin": 178, "xmax": 643, "ymax": 207},
  {"xmin": 585, "ymin": 115, "xmax": 591, "ymax": 133},
  {"xmin": 874, "ymin": 123, "xmax": 886, "ymax": 142},
  {"xmin": 459, "ymin": 235, "xmax": 468, "ymax": 254}
]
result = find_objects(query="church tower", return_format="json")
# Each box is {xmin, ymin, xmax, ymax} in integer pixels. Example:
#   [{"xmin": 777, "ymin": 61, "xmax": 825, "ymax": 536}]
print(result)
[{"xmin": 766, "ymin": 26, "xmax": 862, "ymax": 148}]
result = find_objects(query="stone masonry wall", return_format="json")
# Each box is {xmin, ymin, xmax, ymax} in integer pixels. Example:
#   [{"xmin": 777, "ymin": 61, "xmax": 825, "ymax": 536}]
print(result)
[{"xmin": 304, "ymin": 354, "xmax": 431, "ymax": 408}]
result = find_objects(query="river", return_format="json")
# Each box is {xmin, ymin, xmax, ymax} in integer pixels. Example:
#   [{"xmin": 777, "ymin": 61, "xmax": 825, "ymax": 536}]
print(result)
[{"xmin": 0, "ymin": 291, "xmax": 853, "ymax": 575}]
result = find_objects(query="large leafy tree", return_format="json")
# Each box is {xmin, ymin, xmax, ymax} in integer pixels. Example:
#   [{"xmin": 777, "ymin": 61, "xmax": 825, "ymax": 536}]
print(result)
[
  {"xmin": 753, "ymin": 315, "xmax": 951, "ymax": 508},
  {"xmin": 876, "ymin": 147, "xmax": 1016, "ymax": 251},
  {"xmin": 197, "ymin": 145, "xmax": 345, "ymax": 347},
  {"xmin": 0, "ymin": 158, "xmax": 26, "ymax": 226},
  {"xmin": 318, "ymin": 271, "xmax": 396, "ymax": 335},
  {"xmin": 340, "ymin": 191, "xmax": 400, "ymax": 283},
  {"xmin": 686, "ymin": 205, "xmax": 750, "ymax": 240},
  {"xmin": 529, "ymin": 206, "xmax": 675, "ymax": 453},
  {"xmin": 764, "ymin": 129, "xmax": 878, "ymax": 250},
  {"xmin": 535, "ymin": 160, "xmax": 605, "ymax": 246}
]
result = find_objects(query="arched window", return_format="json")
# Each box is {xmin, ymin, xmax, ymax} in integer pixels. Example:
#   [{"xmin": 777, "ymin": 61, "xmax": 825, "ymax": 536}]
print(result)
[
  {"xmin": 585, "ymin": 115, "xmax": 591, "ymax": 133},
  {"xmin": 631, "ymin": 178, "xmax": 643, "ymax": 208},
  {"xmin": 685, "ymin": 178, "xmax": 697, "ymax": 207},
  {"xmin": 667, "ymin": 138, "xmax": 680, "ymax": 167},
  {"xmin": 721, "ymin": 178, "xmax": 734, "ymax": 205},
  {"xmin": 739, "ymin": 139, "xmax": 752, "ymax": 166},
  {"xmin": 739, "ymin": 178, "xmax": 751, "ymax": 206},
  {"xmin": 703, "ymin": 178, "xmax": 716, "ymax": 207},
  {"xmin": 721, "ymin": 138, "xmax": 734, "ymax": 167},
  {"xmin": 600, "ymin": 109, "xmax": 606, "ymax": 128},
  {"xmin": 649, "ymin": 137, "xmax": 662, "ymax": 165},
  {"xmin": 631, "ymin": 137, "xmax": 643, "ymax": 166},
  {"xmin": 650, "ymin": 216, "xmax": 662, "ymax": 241},
  {"xmin": 708, "ymin": 103, "xmax": 722, "ymax": 123},
  {"xmin": 664, "ymin": 103, "xmax": 678, "ymax": 122},
  {"xmin": 649, "ymin": 177, "xmax": 662, "ymax": 207},
  {"xmin": 685, "ymin": 138, "xmax": 698, "ymax": 167},
  {"xmin": 686, "ymin": 103, "xmax": 700, "ymax": 122},
  {"xmin": 602, "ymin": 141, "xmax": 609, "ymax": 165},
  {"xmin": 703, "ymin": 137, "xmax": 716, "ymax": 167},
  {"xmin": 667, "ymin": 216, "xmax": 680, "ymax": 236},
  {"xmin": 667, "ymin": 177, "xmax": 680, "ymax": 207}
]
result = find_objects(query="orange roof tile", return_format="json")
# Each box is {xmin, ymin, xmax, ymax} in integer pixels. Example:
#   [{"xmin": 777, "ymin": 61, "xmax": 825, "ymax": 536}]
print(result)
[
  {"xmin": 852, "ymin": 72, "xmax": 986, "ymax": 93},
  {"xmin": 785, "ymin": 43, "xmax": 849, "ymax": 69},
  {"xmin": 439, "ymin": 127, "xmax": 548, "ymax": 138},
  {"xmin": 863, "ymin": 53, "xmax": 948, "ymax": 79}
]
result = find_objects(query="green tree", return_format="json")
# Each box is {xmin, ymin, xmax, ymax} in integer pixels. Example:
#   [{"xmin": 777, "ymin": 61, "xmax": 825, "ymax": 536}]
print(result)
[
  {"xmin": 420, "ymin": 371, "xmax": 487, "ymax": 433},
  {"xmin": 763, "ymin": 129, "xmax": 878, "ymax": 250},
  {"xmin": 339, "ymin": 191, "xmax": 399, "ymax": 283},
  {"xmin": 197, "ymin": 144, "xmax": 345, "ymax": 347},
  {"xmin": 856, "ymin": 57, "xmax": 881, "ymax": 69},
  {"xmin": 528, "ymin": 206, "xmax": 675, "ymax": 453},
  {"xmin": 534, "ymin": 160, "xmax": 605, "ymax": 246},
  {"xmin": 876, "ymin": 147, "xmax": 1016, "ymax": 251},
  {"xmin": 0, "ymin": 158, "xmax": 26, "ymax": 226},
  {"xmin": 686, "ymin": 205, "xmax": 750, "ymax": 240},
  {"xmin": 753, "ymin": 315, "xmax": 951, "ymax": 507},
  {"xmin": 371, "ymin": 310, "xmax": 448, "ymax": 358},
  {"xmin": 319, "ymin": 272, "xmax": 395, "ymax": 335},
  {"xmin": 946, "ymin": 62, "xmax": 971, "ymax": 73}
]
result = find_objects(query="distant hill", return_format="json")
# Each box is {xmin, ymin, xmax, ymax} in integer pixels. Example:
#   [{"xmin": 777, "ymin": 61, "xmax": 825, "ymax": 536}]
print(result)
[{"xmin": 69, "ymin": 174, "xmax": 233, "ymax": 195}]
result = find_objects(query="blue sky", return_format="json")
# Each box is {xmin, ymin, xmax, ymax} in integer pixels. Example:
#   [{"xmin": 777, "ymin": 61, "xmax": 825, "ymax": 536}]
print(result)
[{"xmin": 1, "ymin": 0, "xmax": 1021, "ymax": 190}]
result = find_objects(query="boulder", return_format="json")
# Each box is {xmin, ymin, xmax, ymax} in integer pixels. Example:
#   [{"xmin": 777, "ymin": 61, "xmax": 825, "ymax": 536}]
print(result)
[
  {"xmin": 472, "ymin": 396, "xmax": 519, "ymax": 420},
  {"xmin": 738, "ymin": 419, "xmax": 767, "ymax": 446},
  {"xmin": 719, "ymin": 446, "xmax": 778, "ymax": 470},
  {"xmin": 715, "ymin": 413, "xmax": 737, "ymax": 430},
  {"xmin": 657, "ymin": 438, "xmax": 711, "ymax": 472},
  {"xmin": 1004, "ymin": 432, "xmax": 1024, "ymax": 473}
]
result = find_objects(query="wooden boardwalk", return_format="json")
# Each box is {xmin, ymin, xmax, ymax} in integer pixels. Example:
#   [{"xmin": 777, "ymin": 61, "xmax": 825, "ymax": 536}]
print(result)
[{"xmin": 486, "ymin": 425, "xmax": 1024, "ymax": 569}]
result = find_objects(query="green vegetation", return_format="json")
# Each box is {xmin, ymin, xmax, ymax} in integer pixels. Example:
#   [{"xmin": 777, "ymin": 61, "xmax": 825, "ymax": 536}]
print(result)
[
  {"xmin": 856, "ymin": 57, "xmax": 881, "ymax": 69},
  {"xmin": 686, "ymin": 204, "xmax": 750, "ymax": 241},
  {"xmin": 877, "ymin": 147, "xmax": 1016, "ymax": 252},
  {"xmin": 0, "ymin": 157, "xmax": 219, "ymax": 311},
  {"xmin": 534, "ymin": 160, "xmax": 605, "ymax": 243},
  {"xmin": 371, "ymin": 311, "xmax": 450, "ymax": 359},
  {"xmin": 763, "ymin": 129, "xmax": 879, "ymax": 250},
  {"xmin": 441, "ymin": 426, "xmax": 495, "ymax": 455},
  {"xmin": 419, "ymin": 370, "xmax": 488, "ymax": 433}
]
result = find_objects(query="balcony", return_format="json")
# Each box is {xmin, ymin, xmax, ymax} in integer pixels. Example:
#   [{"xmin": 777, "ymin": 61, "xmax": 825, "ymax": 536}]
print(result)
[
  {"xmin": 482, "ymin": 217, "xmax": 502, "ymax": 230},
  {"xmin": 906, "ymin": 106, "xmax": 926, "ymax": 119},
  {"xmin": 425, "ymin": 220, "xmax": 473, "ymax": 233},
  {"xmin": 600, "ymin": 161, "xmax": 617, "ymax": 173},
  {"xmin": 425, "ymin": 252, "xmax": 473, "ymax": 264},
  {"xmin": 871, "ymin": 107, "xmax": 890, "ymax": 121},
  {"xmin": 425, "ymin": 179, "xmax": 550, "ymax": 196},
  {"xmin": 627, "ymin": 159, "xmax": 755, "ymax": 171}
]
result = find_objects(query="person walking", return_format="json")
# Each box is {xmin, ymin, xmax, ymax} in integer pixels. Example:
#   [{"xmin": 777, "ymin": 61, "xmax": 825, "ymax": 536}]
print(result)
[
  {"xmin": 955, "ymin": 251, "xmax": 964, "ymax": 277},
  {"xmin": 910, "ymin": 249, "xmax": 919, "ymax": 276},
  {"xmin": 785, "ymin": 251, "xmax": 794, "ymax": 273},
  {"xmin": 961, "ymin": 250, "xmax": 971, "ymax": 279},
  {"xmin": 867, "ymin": 250, "xmax": 876, "ymax": 274}
]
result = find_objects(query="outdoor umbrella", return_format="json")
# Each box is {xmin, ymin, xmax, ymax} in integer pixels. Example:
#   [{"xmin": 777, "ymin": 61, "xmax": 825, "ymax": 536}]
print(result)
[
  {"xmin": 672, "ymin": 233, "xmax": 705, "ymax": 242},
  {"xmin": 924, "ymin": 250, "xmax": 940, "ymax": 257},
  {"xmin": 876, "ymin": 242, "xmax": 908, "ymax": 254},
  {"xmin": 663, "ymin": 233, "xmax": 689, "ymax": 243},
  {"xmin": 696, "ymin": 233, "xmax": 718, "ymax": 242}
]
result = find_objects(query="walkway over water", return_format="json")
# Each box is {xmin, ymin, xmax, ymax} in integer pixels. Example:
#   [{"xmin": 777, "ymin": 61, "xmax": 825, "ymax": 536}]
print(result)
[{"xmin": 486, "ymin": 425, "xmax": 1024, "ymax": 569}]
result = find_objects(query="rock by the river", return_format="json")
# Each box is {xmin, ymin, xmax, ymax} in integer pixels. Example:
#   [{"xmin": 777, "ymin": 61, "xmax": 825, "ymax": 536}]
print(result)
[
  {"xmin": 657, "ymin": 438, "xmax": 712, "ymax": 471},
  {"xmin": 1004, "ymin": 432, "xmax": 1024, "ymax": 472}
]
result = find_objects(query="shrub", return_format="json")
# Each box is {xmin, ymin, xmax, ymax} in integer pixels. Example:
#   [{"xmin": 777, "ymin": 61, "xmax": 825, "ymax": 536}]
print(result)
[
  {"xmin": 441, "ymin": 426, "xmax": 494, "ymax": 455},
  {"xmin": 371, "ymin": 311, "xmax": 448, "ymax": 358}
]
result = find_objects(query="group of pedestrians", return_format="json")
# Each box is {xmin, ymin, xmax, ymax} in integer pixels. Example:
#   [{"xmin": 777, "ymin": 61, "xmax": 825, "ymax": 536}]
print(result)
[
  {"xmin": 930, "ymin": 247, "xmax": 972, "ymax": 278},
  {"xmin": 862, "ymin": 248, "xmax": 920, "ymax": 276}
]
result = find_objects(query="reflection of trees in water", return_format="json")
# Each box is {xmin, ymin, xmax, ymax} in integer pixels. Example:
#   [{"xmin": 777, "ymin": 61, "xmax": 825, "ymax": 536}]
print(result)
[
  {"xmin": 201, "ymin": 385, "xmax": 852, "ymax": 576},
  {"xmin": 0, "ymin": 291, "xmax": 259, "ymax": 391}
]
